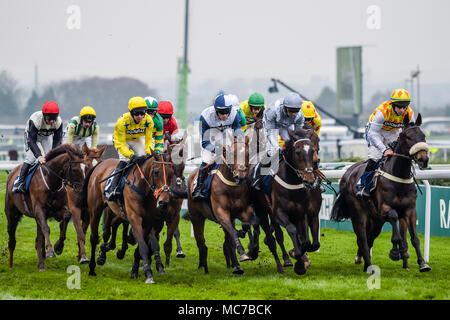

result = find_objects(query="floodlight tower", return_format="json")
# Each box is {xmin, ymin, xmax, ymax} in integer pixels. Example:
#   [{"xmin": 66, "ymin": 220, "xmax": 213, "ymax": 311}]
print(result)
[{"xmin": 176, "ymin": 0, "xmax": 190, "ymax": 128}]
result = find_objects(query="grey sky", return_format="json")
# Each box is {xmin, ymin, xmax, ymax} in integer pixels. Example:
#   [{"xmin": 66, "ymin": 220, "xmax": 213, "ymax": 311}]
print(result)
[{"xmin": 1, "ymin": 0, "xmax": 450, "ymax": 95}]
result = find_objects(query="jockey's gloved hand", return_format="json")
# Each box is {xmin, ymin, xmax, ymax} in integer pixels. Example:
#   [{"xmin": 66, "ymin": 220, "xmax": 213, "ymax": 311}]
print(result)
[{"xmin": 130, "ymin": 154, "xmax": 138, "ymax": 162}]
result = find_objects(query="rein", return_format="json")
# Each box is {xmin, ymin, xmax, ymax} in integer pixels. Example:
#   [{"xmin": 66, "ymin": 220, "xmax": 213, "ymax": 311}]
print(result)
[{"xmin": 41, "ymin": 159, "xmax": 84, "ymax": 192}]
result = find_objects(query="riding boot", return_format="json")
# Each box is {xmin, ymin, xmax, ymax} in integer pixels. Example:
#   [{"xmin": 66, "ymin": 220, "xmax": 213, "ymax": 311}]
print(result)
[
  {"xmin": 12, "ymin": 162, "xmax": 32, "ymax": 194},
  {"xmin": 192, "ymin": 162, "xmax": 209, "ymax": 201},
  {"xmin": 356, "ymin": 159, "xmax": 377, "ymax": 197},
  {"xmin": 251, "ymin": 152, "xmax": 276, "ymax": 191},
  {"xmin": 107, "ymin": 161, "xmax": 127, "ymax": 201}
]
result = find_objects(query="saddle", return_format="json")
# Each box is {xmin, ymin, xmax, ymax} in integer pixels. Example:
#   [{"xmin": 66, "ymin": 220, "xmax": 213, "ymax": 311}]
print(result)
[
  {"xmin": 192, "ymin": 163, "xmax": 219, "ymax": 199},
  {"xmin": 104, "ymin": 166, "xmax": 134, "ymax": 201},
  {"xmin": 12, "ymin": 162, "xmax": 40, "ymax": 194}
]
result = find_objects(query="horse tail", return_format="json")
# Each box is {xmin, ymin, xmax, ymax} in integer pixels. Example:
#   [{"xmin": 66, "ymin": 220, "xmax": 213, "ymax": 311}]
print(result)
[
  {"xmin": 77, "ymin": 163, "xmax": 99, "ymax": 212},
  {"xmin": 330, "ymin": 192, "xmax": 350, "ymax": 222}
]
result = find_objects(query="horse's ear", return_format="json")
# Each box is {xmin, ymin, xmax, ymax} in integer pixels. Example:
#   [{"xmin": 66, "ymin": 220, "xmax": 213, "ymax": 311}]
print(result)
[
  {"xmin": 98, "ymin": 145, "xmax": 107, "ymax": 157},
  {"xmin": 415, "ymin": 113, "xmax": 422, "ymax": 126},
  {"xmin": 82, "ymin": 143, "xmax": 89, "ymax": 154},
  {"xmin": 403, "ymin": 114, "xmax": 411, "ymax": 127},
  {"xmin": 288, "ymin": 128, "xmax": 295, "ymax": 140}
]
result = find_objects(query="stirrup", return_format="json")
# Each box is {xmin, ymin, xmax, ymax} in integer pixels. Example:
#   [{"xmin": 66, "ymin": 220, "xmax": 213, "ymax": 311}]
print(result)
[{"xmin": 356, "ymin": 188, "xmax": 370, "ymax": 197}]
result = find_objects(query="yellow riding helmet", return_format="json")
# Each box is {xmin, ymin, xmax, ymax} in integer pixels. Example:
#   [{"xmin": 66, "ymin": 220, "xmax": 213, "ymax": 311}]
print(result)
[
  {"xmin": 128, "ymin": 96, "xmax": 147, "ymax": 112},
  {"xmin": 301, "ymin": 101, "xmax": 316, "ymax": 118},
  {"xmin": 80, "ymin": 106, "xmax": 96, "ymax": 118},
  {"xmin": 390, "ymin": 88, "xmax": 411, "ymax": 102}
]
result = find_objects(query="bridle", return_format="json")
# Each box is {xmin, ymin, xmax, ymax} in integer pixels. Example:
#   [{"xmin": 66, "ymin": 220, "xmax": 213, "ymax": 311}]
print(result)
[
  {"xmin": 41, "ymin": 159, "xmax": 84, "ymax": 193},
  {"xmin": 284, "ymin": 138, "xmax": 315, "ymax": 183}
]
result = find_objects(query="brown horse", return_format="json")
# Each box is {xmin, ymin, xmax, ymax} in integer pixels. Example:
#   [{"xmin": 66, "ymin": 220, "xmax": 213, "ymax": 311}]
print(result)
[
  {"xmin": 330, "ymin": 114, "xmax": 431, "ymax": 273},
  {"xmin": 83, "ymin": 152, "xmax": 174, "ymax": 283},
  {"xmin": 187, "ymin": 133, "xmax": 255, "ymax": 274},
  {"xmin": 66, "ymin": 143, "xmax": 106, "ymax": 264},
  {"xmin": 5, "ymin": 144, "xmax": 85, "ymax": 271},
  {"xmin": 249, "ymin": 128, "xmax": 319, "ymax": 275}
]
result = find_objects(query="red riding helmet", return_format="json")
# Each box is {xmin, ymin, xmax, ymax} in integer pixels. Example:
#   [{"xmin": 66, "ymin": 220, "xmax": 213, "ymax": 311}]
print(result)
[
  {"xmin": 157, "ymin": 101, "xmax": 174, "ymax": 115},
  {"xmin": 42, "ymin": 101, "xmax": 60, "ymax": 114}
]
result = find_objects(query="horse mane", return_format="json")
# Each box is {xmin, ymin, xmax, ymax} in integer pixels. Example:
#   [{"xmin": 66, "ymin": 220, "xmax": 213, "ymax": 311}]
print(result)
[{"xmin": 45, "ymin": 144, "xmax": 83, "ymax": 162}]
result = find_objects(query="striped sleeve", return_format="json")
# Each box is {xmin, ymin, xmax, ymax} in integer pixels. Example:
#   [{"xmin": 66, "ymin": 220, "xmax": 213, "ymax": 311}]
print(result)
[{"xmin": 152, "ymin": 114, "xmax": 164, "ymax": 154}]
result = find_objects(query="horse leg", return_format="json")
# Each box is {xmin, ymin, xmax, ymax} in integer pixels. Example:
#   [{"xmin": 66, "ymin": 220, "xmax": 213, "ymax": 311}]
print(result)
[
  {"xmin": 117, "ymin": 221, "xmax": 129, "ymax": 260},
  {"xmin": 386, "ymin": 209, "xmax": 404, "ymax": 262},
  {"xmin": 130, "ymin": 246, "xmax": 141, "ymax": 279},
  {"xmin": 222, "ymin": 233, "xmax": 232, "ymax": 269},
  {"xmin": 88, "ymin": 209, "xmax": 102, "ymax": 276},
  {"xmin": 406, "ymin": 209, "xmax": 431, "ymax": 272},
  {"xmin": 191, "ymin": 213, "xmax": 208, "ymax": 274},
  {"xmin": 6, "ymin": 208, "xmax": 21, "ymax": 268},
  {"xmin": 352, "ymin": 217, "xmax": 372, "ymax": 273},
  {"xmin": 149, "ymin": 229, "xmax": 165, "ymax": 275},
  {"xmin": 174, "ymin": 226, "xmax": 185, "ymax": 258},
  {"xmin": 34, "ymin": 208, "xmax": 55, "ymax": 258},
  {"xmin": 129, "ymin": 216, "xmax": 156, "ymax": 284},
  {"xmin": 246, "ymin": 214, "xmax": 261, "ymax": 260},
  {"xmin": 399, "ymin": 218, "xmax": 410, "ymax": 269},
  {"xmin": 35, "ymin": 224, "xmax": 46, "ymax": 271},
  {"xmin": 308, "ymin": 213, "xmax": 321, "ymax": 252},
  {"xmin": 54, "ymin": 209, "xmax": 71, "ymax": 255},
  {"xmin": 71, "ymin": 206, "xmax": 89, "ymax": 264},
  {"xmin": 259, "ymin": 214, "xmax": 285, "ymax": 275},
  {"xmin": 273, "ymin": 221, "xmax": 293, "ymax": 267}
]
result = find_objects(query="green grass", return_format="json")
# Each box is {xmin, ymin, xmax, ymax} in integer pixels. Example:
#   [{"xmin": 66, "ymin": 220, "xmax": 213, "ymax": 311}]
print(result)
[{"xmin": 0, "ymin": 170, "xmax": 449, "ymax": 300}]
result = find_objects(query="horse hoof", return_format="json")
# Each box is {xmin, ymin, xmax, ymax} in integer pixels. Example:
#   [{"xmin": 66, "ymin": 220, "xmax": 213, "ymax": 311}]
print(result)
[
  {"xmin": 294, "ymin": 261, "xmax": 307, "ymax": 275},
  {"xmin": 145, "ymin": 277, "xmax": 157, "ymax": 284},
  {"xmin": 130, "ymin": 271, "xmax": 138, "ymax": 279},
  {"xmin": 289, "ymin": 249, "xmax": 296, "ymax": 259},
  {"xmin": 365, "ymin": 266, "xmax": 375, "ymax": 274},
  {"xmin": 232, "ymin": 266, "xmax": 244, "ymax": 275},
  {"xmin": 176, "ymin": 251, "xmax": 186, "ymax": 258},
  {"xmin": 283, "ymin": 259, "xmax": 293, "ymax": 267},
  {"xmin": 157, "ymin": 268, "xmax": 166, "ymax": 275},
  {"xmin": 89, "ymin": 271, "xmax": 97, "ymax": 277},
  {"xmin": 97, "ymin": 256, "xmax": 106, "ymax": 266},
  {"xmin": 420, "ymin": 264, "xmax": 431, "ymax": 272},
  {"xmin": 79, "ymin": 256, "xmax": 90, "ymax": 264},
  {"xmin": 354, "ymin": 255, "xmax": 362, "ymax": 264},
  {"xmin": 239, "ymin": 254, "xmax": 251, "ymax": 262},
  {"xmin": 116, "ymin": 250, "xmax": 125, "ymax": 260},
  {"xmin": 46, "ymin": 252, "xmax": 56, "ymax": 258},
  {"xmin": 39, "ymin": 268, "xmax": 46, "ymax": 272},
  {"xmin": 389, "ymin": 249, "xmax": 400, "ymax": 261}
]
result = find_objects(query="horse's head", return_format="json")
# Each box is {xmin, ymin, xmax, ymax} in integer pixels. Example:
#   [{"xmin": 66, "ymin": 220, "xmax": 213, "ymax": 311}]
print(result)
[
  {"xmin": 82, "ymin": 143, "xmax": 106, "ymax": 171},
  {"xmin": 397, "ymin": 113, "xmax": 429, "ymax": 169},
  {"xmin": 304, "ymin": 128, "xmax": 320, "ymax": 170},
  {"xmin": 149, "ymin": 152, "xmax": 175, "ymax": 211},
  {"xmin": 224, "ymin": 131, "xmax": 250, "ymax": 184},
  {"xmin": 166, "ymin": 132, "xmax": 188, "ymax": 198},
  {"xmin": 286, "ymin": 128, "xmax": 316, "ymax": 188},
  {"xmin": 46, "ymin": 144, "xmax": 86, "ymax": 193}
]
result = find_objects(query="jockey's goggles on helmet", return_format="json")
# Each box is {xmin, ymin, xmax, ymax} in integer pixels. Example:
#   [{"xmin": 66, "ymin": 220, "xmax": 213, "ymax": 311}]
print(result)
[
  {"xmin": 44, "ymin": 113, "xmax": 58, "ymax": 121},
  {"xmin": 160, "ymin": 113, "xmax": 172, "ymax": 119},
  {"xmin": 132, "ymin": 110, "xmax": 146, "ymax": 117},
  {"xmin": 216, "ymin": 108, "xmax": 231, "ymax": 115},
  {"xmin": 392, "ymin": 101, "xmax": 409, "ymax": 109},
  {"xmin": 285, "ymin": 107, "xmax": 300, "ymax": 114},
  {"xmin": 81, "ymin": 115, "xmax": 95, "ymax": 122},
  {"xmin": 146, "ymin": 109, "xmax": 157, "ymax": 116},
  {"xmin": 250, "ymin": 105, "xmax": 262, "ymax": 111},
  {"xmin": 305, "ymin": 117, "xmax": 314, "ymax": 122}
]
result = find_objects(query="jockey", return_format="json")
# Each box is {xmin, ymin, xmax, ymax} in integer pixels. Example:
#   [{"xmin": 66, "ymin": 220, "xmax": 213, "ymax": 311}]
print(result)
[
  {"xmin": 301, "ymin": 101, "xmax": 321, "ymax": 135},
  {"xmin": 356, "ymin": 88, "xmax": 415, "ymax": 197},
  {"xmin": 252, "ymin": 92, "xmax": 305, "ymax": 190},
  {"xmin": 144, "ymin": 96, "xmax": 164, "ymax": 155},
  {"xmin": 192, "ymin": 93, "xmax": 245, "ymax": 201},
  {"xmin": 240, "ymin": 92, "xmax": 266, "ymax": 131},
  {"xmin": 12, "ymin": 101, "xmax": 63, "ymax": 193},
  {"xmin": 157, "ymin": 100, "xmax": 183, "ymax": 147},
  {"xmin": 106, "ymin": 96, "xmax": 155, "ymax": 200},
  {"xmin": 227, "ymin": 94, "xmax": 247, "ymax": 132},
  {"xmin": 65, "ymin": 106, "xmax": 99, "ymax": 148}
]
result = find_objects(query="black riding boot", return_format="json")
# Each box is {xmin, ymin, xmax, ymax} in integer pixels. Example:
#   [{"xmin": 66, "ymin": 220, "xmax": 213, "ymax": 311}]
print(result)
[
  {"xmin": 13, "ymin": 162, "xmax": 32, "ymax": 194},
  {"xmin": 251, "ymin": 152, "xmax": 277, "ymax": 191},
  {"xmin": 356, "ymin": 159, "xmax": 377, "ymax": 197},
  {"xmin": 192, "ymin": 162, "xmax": 209, "ymax": 201},
  {"xmin": 107, "ymin": 161, "xmax": 128, "ymax": 201}
]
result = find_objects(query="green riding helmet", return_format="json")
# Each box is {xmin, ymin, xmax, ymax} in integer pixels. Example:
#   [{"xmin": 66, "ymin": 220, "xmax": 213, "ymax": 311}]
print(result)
[{"xmin": 248, "ymin": 92, "xmax": 265, "ymax": 107}]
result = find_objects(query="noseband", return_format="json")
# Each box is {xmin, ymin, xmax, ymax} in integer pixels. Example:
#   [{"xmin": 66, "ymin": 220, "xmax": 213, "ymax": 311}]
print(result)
[{"xmin": 41, "ymin": 159, "xmax": 84, "ymax": 193}]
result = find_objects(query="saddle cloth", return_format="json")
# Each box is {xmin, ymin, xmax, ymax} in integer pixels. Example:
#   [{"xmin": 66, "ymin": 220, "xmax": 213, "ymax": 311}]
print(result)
[
  {"xmin": 192, "ymin": 163, "xmax": 219, "ymax": 199},
  {"xmin": 12, "ymin": 162, "xmax": 40, "ymax": 194},
  {"xmin": 104, "ymin": 165, "xmax": 134, "ymax": 201}
]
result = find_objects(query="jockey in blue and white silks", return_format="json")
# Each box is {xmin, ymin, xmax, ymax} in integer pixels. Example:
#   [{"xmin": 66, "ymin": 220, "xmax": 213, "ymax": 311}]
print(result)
[
  {"xmin": 252, "ymin": 92, "xmax": 305, "ymax": 190},
  {"xmin": 192, "ymin": 94, "xmax": 244, "ymax": 201}
]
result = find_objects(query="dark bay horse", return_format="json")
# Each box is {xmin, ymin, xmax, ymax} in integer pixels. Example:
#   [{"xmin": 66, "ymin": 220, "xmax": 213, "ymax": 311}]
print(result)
[
  {"xmin": 249, "ymin": 128, "xmax": 319, "ymax": 275},
  {"xmin": 66, "ymin": 143, "xmax": 106, "ymax": 264},
  {"xmin": 83, "ymin": 153, "xmax": 174, "ymax": 283},
  {"xmin": 187, "ymin": 133, "xmax": 256, "ymax": 274},
  {"xmin": 5, "ymin": 144, "xmax": 85, "ymax": 271},
  {"xmin": 331, "ymin": 114, "xmax": 431, "ymax": 273}
]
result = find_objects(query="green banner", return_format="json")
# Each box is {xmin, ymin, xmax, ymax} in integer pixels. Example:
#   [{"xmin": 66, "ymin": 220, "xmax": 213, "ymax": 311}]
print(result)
[
  {"xmin": 320, "ymin": 183, "xmax": 450, "ymax": 237},
  {"xmin": 336, "ymin": 46, "xmax": 362, "ymax": 115}
]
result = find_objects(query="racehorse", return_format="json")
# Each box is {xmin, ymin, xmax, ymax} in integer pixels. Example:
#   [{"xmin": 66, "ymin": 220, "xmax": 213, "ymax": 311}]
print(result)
[
  {"xmin": 330, "ymin": 114, "xmax": 431, "ymax": 273},
  {"xmin": 5, "ymin": 144, "xmax": 85, "ymax": 271},
  {"xmin": 66, "ymin": 143, "xmax": 106, "ymax": 264},
  {"xmin": 249, "ymin": 128, "xmax": 319, "ymax": 275},
  {"xmin": 187, "ymin": 132, "xmax": 255, "ymax": 274},
  {"xmin": 82, "ymin": 152, "xmax": 174, "ymax": 284}
]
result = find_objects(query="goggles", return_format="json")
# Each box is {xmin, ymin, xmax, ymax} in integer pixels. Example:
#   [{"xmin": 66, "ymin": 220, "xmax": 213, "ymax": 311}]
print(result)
[
  {"xmin": 81, "ymin": 115, "xmax": 95, "ymax": 123},
  {"xmin": 160, "ymin": 113, "xmax": 172, "ymax": 119},
  {"xmin": 132, "ymin": 110, "xmax": 146, "ymax": 117},
  {"xmin": 304, "ymin": 117, "xmax": 314, "ymax": 122},
  {"xmin": 44, "ymin": 114, "xmax": 58, "ymax": 121},
  {"xmin": 146, "ymin": 109, "xmax": 157, "ymax": 116},
  {"xmin": 285, "ymin": 107, "xmax": 300, "ymax": 114},
  {"xmin": 216, "ymin": 108, "xmax": 231, "ymax": 115},
  {"xmin": 392, "ymin": 102, "xmax": 409, "ymax": 109}
]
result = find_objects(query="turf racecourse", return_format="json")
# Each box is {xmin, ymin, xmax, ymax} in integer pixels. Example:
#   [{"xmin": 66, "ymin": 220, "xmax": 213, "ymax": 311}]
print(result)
[{"xmin": 0, "ymin": 172, "xmax": 449, "ymax": 300}]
